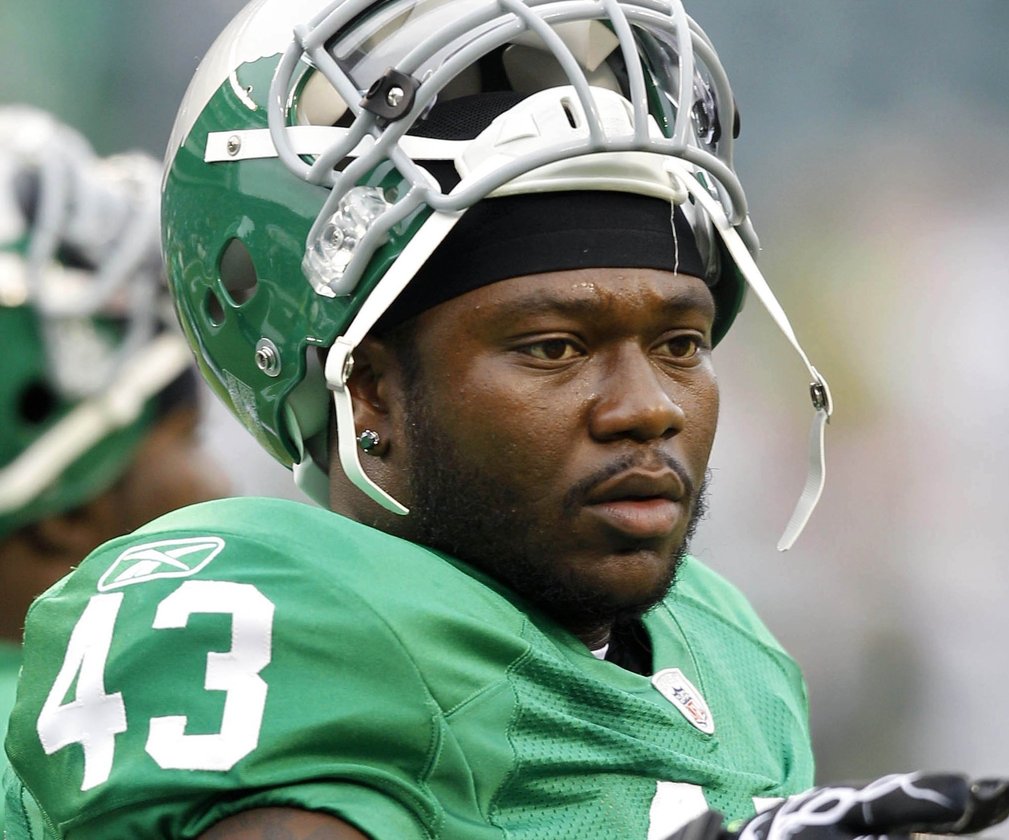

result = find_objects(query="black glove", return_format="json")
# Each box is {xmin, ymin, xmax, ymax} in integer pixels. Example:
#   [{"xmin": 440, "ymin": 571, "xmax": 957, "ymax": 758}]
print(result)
[{"xmin": 667, "ymin": 773, "xmax": 1009, "ymax": 840}]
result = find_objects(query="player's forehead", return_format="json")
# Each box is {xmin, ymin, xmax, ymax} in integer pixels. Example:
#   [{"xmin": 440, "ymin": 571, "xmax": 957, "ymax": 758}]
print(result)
[{"xmin": 440, "ymin": 267, "xmax": 716, "ymax": 326}]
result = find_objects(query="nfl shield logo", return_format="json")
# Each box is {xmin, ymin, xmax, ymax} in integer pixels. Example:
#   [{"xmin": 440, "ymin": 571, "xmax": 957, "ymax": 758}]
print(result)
[{"xmin": 651, "ymin": 668, "xmax": 715, "ymax": 734}]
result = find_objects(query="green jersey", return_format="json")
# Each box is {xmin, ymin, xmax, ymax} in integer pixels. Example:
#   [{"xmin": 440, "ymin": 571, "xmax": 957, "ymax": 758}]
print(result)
[{"xmin": 5, "ymin": 498, "xmax": 813, "ymax": 839}]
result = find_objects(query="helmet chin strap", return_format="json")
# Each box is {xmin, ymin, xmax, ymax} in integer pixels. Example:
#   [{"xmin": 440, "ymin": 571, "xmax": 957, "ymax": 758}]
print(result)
[
  {"xmin": 664, "ymin": 160, "xmax": 834, "ymax": 551},
  {"xmin": 322, "ymin": 210, "xmax": 465, "ymax": 517}
]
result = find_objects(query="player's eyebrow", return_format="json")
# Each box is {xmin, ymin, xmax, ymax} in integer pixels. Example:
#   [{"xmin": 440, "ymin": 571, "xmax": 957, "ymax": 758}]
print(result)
[{"xmin": 491, "ymin": 281, "xmax": 716, "ymax": 321}]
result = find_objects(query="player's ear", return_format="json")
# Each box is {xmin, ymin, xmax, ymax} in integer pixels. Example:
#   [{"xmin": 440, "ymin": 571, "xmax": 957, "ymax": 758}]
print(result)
[{"xmin": 346, "ymin": 335, "xmax": 400, "ymax": 427}]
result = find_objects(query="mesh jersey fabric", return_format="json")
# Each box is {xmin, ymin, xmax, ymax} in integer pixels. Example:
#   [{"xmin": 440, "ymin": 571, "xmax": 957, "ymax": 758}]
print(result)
[{"xmin": 4, "ymin": 497, "xmax": 813, "ymax": 839}]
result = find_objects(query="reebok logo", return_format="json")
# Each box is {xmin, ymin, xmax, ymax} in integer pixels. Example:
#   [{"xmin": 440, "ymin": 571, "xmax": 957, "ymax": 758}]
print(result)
[
  {"xmin": 97, "ymin": 536, "xmax": 226, "ymax": 591},
  {"xmin": 651, "ymin": 668, "xmax": 715, "ymax": 735}
]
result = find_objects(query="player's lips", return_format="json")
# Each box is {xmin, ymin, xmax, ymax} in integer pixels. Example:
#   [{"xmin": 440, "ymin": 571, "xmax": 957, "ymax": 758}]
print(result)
[{"xmin": 582, "ymin": 470, "xmax": 686, "ymax": 539}]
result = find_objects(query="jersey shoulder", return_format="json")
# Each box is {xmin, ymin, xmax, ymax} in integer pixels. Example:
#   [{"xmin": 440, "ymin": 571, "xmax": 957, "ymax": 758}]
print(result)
[
  {"xmin": 52, "ymin": 496, "xmax": 526, "ymax": 640},
  {"xmin": 137, "ymin": 497, "xmax": 536, "ymax": 705},
  {"xmin": 660, "ymin": 555, "xmax": 808, "ymax": 704},
  {"xmin": 647, "ymin": 556, "xmax": 814, "ymax": 804},
  {"xmin": 671, "ymin": 555, "xmax": 789, "ymax": 653},
  {"xmin": 6, "ymin": 498, "xmax": 529, "ymax": 839}
]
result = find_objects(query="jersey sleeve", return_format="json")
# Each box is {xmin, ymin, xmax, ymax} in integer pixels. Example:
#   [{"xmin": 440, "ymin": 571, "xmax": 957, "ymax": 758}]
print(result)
[{"xmin": 4, "ymin": 500, "xmax": 446, "ymax": 839}]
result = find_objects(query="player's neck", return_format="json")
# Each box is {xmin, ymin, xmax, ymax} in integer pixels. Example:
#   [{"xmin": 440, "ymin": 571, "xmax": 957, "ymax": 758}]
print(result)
[{"xmin": 572, "ymin": 623, "xmax": 611, "ymax": 651}]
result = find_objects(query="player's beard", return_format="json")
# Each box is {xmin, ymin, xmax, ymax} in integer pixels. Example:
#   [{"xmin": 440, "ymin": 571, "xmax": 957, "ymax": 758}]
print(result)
[{"xmin": 401, "ymin": 385, "xmax": 710, "ymax": 634}]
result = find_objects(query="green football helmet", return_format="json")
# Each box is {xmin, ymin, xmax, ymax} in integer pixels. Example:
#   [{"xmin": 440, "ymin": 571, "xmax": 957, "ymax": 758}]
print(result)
[
  {"xmin": 163, "ymin": 0, "xmax": 831, "ymax": 548},
  {"xmin": 0, "ymin": 107, "xmax": 194, "ymax": 538}
]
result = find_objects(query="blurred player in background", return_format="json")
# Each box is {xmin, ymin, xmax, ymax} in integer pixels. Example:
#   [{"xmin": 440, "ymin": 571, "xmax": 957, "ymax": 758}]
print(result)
[{"xmin": 0, "ymin": 106, "xmax": 227, "ymax": 829}]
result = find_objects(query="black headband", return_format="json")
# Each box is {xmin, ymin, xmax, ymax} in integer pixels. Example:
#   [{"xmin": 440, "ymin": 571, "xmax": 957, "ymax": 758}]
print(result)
[{"xmin": 375, "ymin": 190, "xmax": 706, "ymax": 331}]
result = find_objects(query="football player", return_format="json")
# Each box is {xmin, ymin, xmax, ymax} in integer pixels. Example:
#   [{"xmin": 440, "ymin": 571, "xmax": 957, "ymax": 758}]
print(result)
[
  {"xmin": 0, "ymin": 107, "xmax": 227, "ymax": 831},
  {"xmin": 4, "ymin": 2, "xmax": 1006, "ymax": 839}
]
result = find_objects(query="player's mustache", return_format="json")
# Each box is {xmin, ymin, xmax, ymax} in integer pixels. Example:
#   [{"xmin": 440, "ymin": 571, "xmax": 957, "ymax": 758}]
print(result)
[{"xmin": 561, "ymin": 451, "xmax": 695, "ymax": 517}]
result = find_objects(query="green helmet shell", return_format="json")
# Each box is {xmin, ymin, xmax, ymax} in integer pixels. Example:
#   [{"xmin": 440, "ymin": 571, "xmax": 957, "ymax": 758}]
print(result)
[
  {"xmin": 162, "ymin": 0, "xmax": 752, "ymax": 483},
  {"xmin": 164, "ymin": 55, "xmax": 432, "ymax": 468}
]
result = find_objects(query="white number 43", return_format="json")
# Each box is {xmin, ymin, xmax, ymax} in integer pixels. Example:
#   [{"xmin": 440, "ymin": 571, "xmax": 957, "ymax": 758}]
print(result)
[{"xmin": 36, "ymin": 580, "xmax": 274, "ymax": 791}]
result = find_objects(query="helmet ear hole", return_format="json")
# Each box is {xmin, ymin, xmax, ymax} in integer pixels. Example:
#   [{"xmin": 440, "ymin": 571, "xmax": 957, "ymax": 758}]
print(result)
[
  {"xmin": 18, "ymin": 380, "xmax": 58, "ymax": 425},
  {"xmin": 219, "ymin": 238, "xmax": 258, "ymax": 306},
  {"xmin": 204, "ymin": 288, "xmax": 226, "ymax": 327}
]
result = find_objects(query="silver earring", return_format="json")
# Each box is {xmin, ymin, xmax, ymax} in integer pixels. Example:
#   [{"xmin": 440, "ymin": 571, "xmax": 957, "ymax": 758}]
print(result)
[{"xmin": 357, "ymin": 429, "xmax": 381, "ymax": 454}]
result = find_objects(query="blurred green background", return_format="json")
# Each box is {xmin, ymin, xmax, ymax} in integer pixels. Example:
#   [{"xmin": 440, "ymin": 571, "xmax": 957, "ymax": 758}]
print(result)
[{"xmin": 3, "ymin": 0, "xmax": 1008, "ymax": 782}]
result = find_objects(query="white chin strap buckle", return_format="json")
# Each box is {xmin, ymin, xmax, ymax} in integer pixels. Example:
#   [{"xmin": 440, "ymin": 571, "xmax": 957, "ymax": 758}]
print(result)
[{"xmin": 776, "ymin": 370, "xmax": 833, "ymax": 552}]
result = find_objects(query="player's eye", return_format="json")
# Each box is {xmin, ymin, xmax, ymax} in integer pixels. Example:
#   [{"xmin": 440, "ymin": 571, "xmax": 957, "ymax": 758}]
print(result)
[
  {"xmin": 660, "ymin": 334, "xmax": 706, "ymax": 361},
  {"xmin": 521, "ymin": 338, "xmax": 582, "ymax": 362}
]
